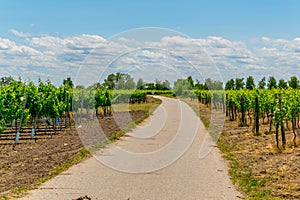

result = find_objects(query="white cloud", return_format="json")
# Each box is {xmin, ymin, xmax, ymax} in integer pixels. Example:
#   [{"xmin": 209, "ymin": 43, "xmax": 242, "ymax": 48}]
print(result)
[
  {"xmin": 10, "ymin": 29, "xmax": 31, "ymax": 38},
  {"xmin": 1, "ymin": 32, "xmax": 300, "ymax": 85},
  {"xmin": 0, "ymin": 38, "xmax": 41, "ymax": 56}
]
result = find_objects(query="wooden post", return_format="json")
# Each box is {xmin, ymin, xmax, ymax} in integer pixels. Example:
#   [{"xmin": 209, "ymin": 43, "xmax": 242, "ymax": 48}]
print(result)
[
  {"xmin": 292, "ymin": 118, "xmax": 297, "ymax": 146},
  {"xmin": 80, "ymin": 90, "xmax": 84, "ymax": 125},
  {"xmin": 225, "ymin": 94, "xmax": 229, "ymax": 116},
  {"xmin": 222, "ymin": 94, "xmax": 225, "ymax": 113},
  {"xmin": 278, "ymin": 94, "xmax": 286, "ymax": 149},
  {"xmin": 240, "ymin": 95, "xmax": 245, "ymax": 126},
  {"xmin": 14, "ymin": 93, "xmax": 28, "ymax": 146},
  {"xmin": 275, "ymin": 123, "xmax": 279, "ymax": 149},
  {"xmin": 254, "ymin": 96, "xmax": 259, "ymax": 135}
]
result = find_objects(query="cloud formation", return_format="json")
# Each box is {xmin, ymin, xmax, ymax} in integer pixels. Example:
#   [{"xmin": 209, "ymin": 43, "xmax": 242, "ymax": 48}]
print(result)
[
  {"xmin": 1, "ymin": 30, "xmax": 300, "ymax": 85},
  {"xmin": 10, "ymin": 29, "xmax": 32, "ymax": 38}
]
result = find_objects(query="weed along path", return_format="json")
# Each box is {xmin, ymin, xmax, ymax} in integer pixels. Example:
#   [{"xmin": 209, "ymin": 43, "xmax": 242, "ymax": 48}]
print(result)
[{"xmin": 21, "ymin": 96, "xmax": 241, "ymax": 200}]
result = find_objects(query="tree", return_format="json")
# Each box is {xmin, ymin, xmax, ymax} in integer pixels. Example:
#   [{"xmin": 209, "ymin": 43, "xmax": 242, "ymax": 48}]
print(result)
[
  {"xmin": 246, "ymin": 76, "xmax": 255, "ymax": 90},
  {"xmin": 258, "ymin": 77, "xmax": 266, "ymax": 89},
  {"xmin": 136, "ymin": 78, "xmax": 144, "ymax": 90},
  {"xmin": 124, "ymin": 76, "xmax": 136, "ymax": 89},
  {"xmin": 194, "ymin": 79, "xmax": 208, "ymax": 90},
  {"xmin": 278, "ymin": 79, "xmax": 288, "ymax": 89},
  {"xmin": 162, "ymin": 80, "xmax": 171, "ymax": 90},
  {"xmin": 103, "ymin": 73, "xmax": 116, "ymax": 89},
  {"xmin": 116, "ymin": 76, "xmax": 125, "ymax": 89},
  {"xmin": 204, "ymin": 78, "xmax": 213, "ymax": 90},
  {"xmin": 205, "ymin": 78, "xmax": 223, "ymax": 90},
  {"xmin": 187, "ymin": 76, "xmax": 194, "ymax": 88},
  {"xmin": 288, "ymin": 76, "xmax": 299, "ymax": 89},
  {"xmin": 0, "ymin": 76, "xmax": 14, "ymax": 86},
  {"xmin": 267, "ymin": 76, "xmax": 277, "ymax": 89},
  {"xmin": 145, "ymin": 83, "xmax": 155, "ymax": 90},
  {"xmin": 173, "ymin": 79, "xmax": 192, "ymax": 96},
  {"xmin": 213, "ymin": 80, "xmax": 223, "ymax": 90},
  {"xmin": 103, "ymin": 73, "xmax": 136, "ymax": 90},
  {"xmin": 235, "ymin": 78, "xmax": 245, "ymax": 90},
  {"xmin": 75, "ymin": 85, "xmax": 85, "ymax": 90},
  {"xmin": 155, "ymin": 79, "xmax": 163, "ymax": 90},
  {"xmin": 63, "ymin": 77, "xmax": 74, "ymax": 88},
  {"xmin": 225, "ymin": 79, "xmax": 235, "ymax": 90}
]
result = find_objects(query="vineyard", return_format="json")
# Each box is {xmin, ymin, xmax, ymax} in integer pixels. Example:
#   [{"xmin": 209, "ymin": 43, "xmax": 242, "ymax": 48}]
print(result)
[
  {"xmin": 182, "ymin": 86, "xmax": 300, "ymax": 199},
  {"xmin": 192, "ymin": 88, "xmax": 300, "ymax": 149},
  {"xmin": 1, "ymin": 75, "xmax": 299, "ymax": 150},
  {"xmin": 0, "ymin": 77, "xmax": 167, "ymax": 198},
  {"xmin": 2, "ymin": 75, "xmax": 300, "ymax": 199},
  {"xmin": 0, "ymin": 78, "xmax": 171, "ymax": 147}
]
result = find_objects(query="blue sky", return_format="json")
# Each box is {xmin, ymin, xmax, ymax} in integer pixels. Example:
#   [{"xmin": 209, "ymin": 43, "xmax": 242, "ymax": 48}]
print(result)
[
  {"xmin": 1, "ymin": 0, "xmax": 299, "ymax": 39},
  {"xmin": 0, "ymin": 0, "xmax": 300, "ymax": 85}
]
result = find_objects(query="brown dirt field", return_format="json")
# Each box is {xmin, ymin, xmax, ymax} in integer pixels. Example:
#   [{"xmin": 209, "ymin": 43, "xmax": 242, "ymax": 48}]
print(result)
[
  {"xmin": 186, "ymin": 99, "xmax": 300, "ymax": 199},
  {"xmin": 221, "ymin": 118, "xmax": 300, "ymax": 199},
  {"xmin": 0, "ymin": 110, "xmax": 148, "ymax": 198}
]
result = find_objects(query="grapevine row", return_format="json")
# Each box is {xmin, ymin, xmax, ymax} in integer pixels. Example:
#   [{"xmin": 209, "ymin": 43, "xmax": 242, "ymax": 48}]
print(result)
[
  {"xmin": 0, "ymin": 79, "xmax": 156, "ymax": 145},
  {"xmin": 194, "ymin": 88, "xmax": 300, "ymax": 149}
]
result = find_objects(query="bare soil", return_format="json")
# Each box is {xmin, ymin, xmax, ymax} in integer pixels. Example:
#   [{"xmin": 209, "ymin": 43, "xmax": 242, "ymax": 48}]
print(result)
[
  {"xmin": 0, "ymin": 110, "xmax": 147, "ymax": 198},
  {"xmin": 187, "ymin": 99, "xmax": 300, "ymax": 199},
  {"xmin": 221, "ymin": 118, "xmax": 300, "ymax": 199}
]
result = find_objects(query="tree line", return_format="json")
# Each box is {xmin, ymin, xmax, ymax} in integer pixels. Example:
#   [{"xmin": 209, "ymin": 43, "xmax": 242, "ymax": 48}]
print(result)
[
  {"xmin": 225, "ymin": 76, "xmax": 300, "ymax": 90},
  {"xmin": 102, "ymin": 73, "xmax": 171, "ymax": 91}
]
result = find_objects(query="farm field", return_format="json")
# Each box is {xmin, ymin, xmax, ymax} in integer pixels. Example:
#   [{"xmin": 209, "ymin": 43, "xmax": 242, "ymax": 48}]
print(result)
[
  {"xmin": 186, "ymin": 96, "xmax": 300, "ymax": 199},
  {"xmin": 2, "ymin": 1, "xmax": 300, "ymax": 199},
  {"xmin": 0, "ymin": 96, "xmax": 161, "ymax": 199},
  {"xmin": 2, "ymin": 74, "xmax": 300, "ymax": 199},
  {"xmin": 20, "ymin": 96, "xmax": 241, "ymax": 200}
]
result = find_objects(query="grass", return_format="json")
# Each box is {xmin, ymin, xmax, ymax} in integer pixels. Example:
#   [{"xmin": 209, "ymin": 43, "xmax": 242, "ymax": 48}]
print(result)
[
  {"xmin": 112, "ymin": 97, "xmax": 162, "ymax": 113},
  {"xmin": 158, "ymin": 93, "xmax": 176, "ymax": 98},
  {"xmin": 217, "ymin": 136, "xmax": 281, "ymax": 200}
]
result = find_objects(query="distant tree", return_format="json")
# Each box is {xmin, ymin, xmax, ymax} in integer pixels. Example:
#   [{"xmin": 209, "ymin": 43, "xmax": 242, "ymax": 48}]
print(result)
[
  {"xmin": 194, "ymin": 79, "xmax": 207, "ymax": 90},
  {"xmin": 258, "ymin": 77, "xmax": 266, "ymax": 89},
  {"xmin": 213, "ymin": 80, "xmax": 223, "ymax": 90},
  {"xmin": 204, "ymin": 78, "xmax": 213, "ymax": 90},
  {"xmin": 124, "ymin": 75, "xmax": 136, "ymax": 89},
  {"xmin": 235, "ymin": 78, "xmax": 245, "ymax": 90},
  {"xmin": 267, "ymin": 76, "xmax": 277, "ymax": 89},
  {"xmin": 93, "ymin": 82, "xmax": 103, "ymax": 90},
  {"xmin": 155, "ymin": 79, "xmax": 163, "ymax": 90},
  {"xmin": 278, "ymin": 79, "xmax": 288, "ymax": 89},
  {"xmin": 75, "ymin": 85, "xmax": 85, "ymax": 90},
  {"xmin": 245, "ymin": 76, "xmax": 255, "ymax": 90},
  {"xmin": 116, "ymin": 76, "xmax": 125, "ymax": 89},
  {"xmin": 288, "ymin": 76, "xmax": 299, "ymax": 89},
  {"xmin": 162, "ymin": 80, "xmax": 171, "ymax": 90},
  {"xmin": 145, "ymin": 83, "xmax": 155, "ymax": 90},
  {"xmin": 173, "ymin": 79, "xmax": 192, "ymax": 96},
  {"xmin": 103, "ymin": 73, "xmax": 136, "ymax": 90},
  {"xmin": 205, "ymin": 78, "xmax": 223, "ymax": 90},
  {"xmin": 63, "ymin": 77, "xmax": 74, "ymax": 88},
  {"xmin": 187, "ymin": 76, "xmax": 194, "ymax": 88},
  {"xmin": 103, "ymin": 73, "xmax": 116, "ymax": 89},
  {"xmin": 136, "ymin": 78, "xmax": 144, "ymax": 90},
  {"xmin": 0, "ymin": 76, "xmax": 14, "ymax": 86},
  {"xmin": 225, "ymin": 79, "xmax": 235, "ymax": 90}
]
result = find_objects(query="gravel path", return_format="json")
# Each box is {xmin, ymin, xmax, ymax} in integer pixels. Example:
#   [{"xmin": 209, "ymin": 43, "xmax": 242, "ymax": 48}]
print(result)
[{"xmin": 21, "ymin": 96, "xmax": 241, "ymax": 200}]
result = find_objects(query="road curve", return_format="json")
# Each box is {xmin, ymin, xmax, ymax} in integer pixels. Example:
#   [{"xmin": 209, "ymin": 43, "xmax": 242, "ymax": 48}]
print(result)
[{"xmin": 21, "ymin": 96, "xmax": 241, "ymax": 200}]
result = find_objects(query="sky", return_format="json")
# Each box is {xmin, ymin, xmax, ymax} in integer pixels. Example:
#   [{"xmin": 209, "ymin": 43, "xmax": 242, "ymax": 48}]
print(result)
[{"xmin": 0, "ymin": 0, "xmax": 300, "ymax": 85}]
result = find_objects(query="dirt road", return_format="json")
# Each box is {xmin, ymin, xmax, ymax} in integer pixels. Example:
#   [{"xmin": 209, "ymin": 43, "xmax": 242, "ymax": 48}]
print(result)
[{"xmin": 21, "ymin": 96, "xmax": 241, "ymax": 200}]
